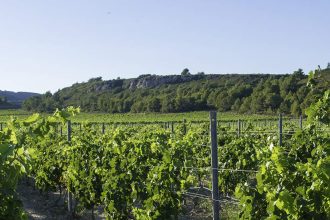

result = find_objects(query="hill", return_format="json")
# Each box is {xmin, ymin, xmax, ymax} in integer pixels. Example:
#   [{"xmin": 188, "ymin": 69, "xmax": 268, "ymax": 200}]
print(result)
[
  {"xmin": 22, "ymin": 68, "xmax": 330, "ymax": 116},
  {"xmin": 0, "ymin": 90, "xmax": 40, "ymax": 109}
]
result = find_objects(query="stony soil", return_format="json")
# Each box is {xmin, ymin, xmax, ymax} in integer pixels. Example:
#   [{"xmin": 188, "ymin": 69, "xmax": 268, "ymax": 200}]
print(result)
[
  {"xmin": 17, "ymin": 179, "xmax": 234, "ymax": 220},
  {"xmin": 17, "ymin": 179, "xmax": 104, "ymax": 220}
]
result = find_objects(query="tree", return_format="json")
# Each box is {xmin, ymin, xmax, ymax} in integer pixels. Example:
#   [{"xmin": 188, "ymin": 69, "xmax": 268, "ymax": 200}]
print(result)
[
  {"xmin": 147, "ymin": 97, "xmax": 161, "ymax": 112},
  {"xmin": 45, "ymin": 91, "xmax": 52, "ymax": 98},
  {"xmin": 232, "ymin": 98, "xmax": 242, "ymax": 112},
  {"xmin": 239, "ymin": 97, "xmax": 252, "ymax": 113},
  {"xmin": 279, "ymin": 99, "xmax": 291, "ymax": 114},
  {"xmin": 216, "ymin": 92, "xmax": 234, "ymax": 111},
  {"xmin": 291, "ymin": 100, "xmax": 301, "ymax": 116},
  {"xmin": 161, "ymin": 96, "xmax": 175, "ymax": 113},
  {"xmin": 292, "ymin": 68, "xmax": 304, "ymax": 77},
  {"xmin": 88, "ymin": 77, "xmax": 102, "ymax": 83},
  {"xmin": 0, "ymin": 96, "xmax": 7, "ymax": 104},
  {"xmin": 181, "ymin": 68, "xmax": 191, "ymax": 76},
  {"xmin": 130, "ymin": 101, "xmax": 144, "ymax": 113},
  {"xmin": 264, "ymin": 93, "xmax": 282, "ymax": 111}
]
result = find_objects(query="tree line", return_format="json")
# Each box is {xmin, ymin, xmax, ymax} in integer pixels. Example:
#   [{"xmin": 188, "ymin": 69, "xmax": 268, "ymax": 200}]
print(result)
[{"xmin": 22, "ymin": 68, "xmax": 330, "ymax": 116}]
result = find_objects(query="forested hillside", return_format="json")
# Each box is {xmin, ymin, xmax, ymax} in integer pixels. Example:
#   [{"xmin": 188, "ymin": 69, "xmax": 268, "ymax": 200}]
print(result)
[
  {"xmin": 22, "ymin": 68, "xmax": 330, "ymax": 116},
  {"xmin": 0, "ymin": 97, "xmax": 15, "ymax": 109},
  {"xmin": 0, "ymin": 91, "xmax": 39, "ymax": 109}
]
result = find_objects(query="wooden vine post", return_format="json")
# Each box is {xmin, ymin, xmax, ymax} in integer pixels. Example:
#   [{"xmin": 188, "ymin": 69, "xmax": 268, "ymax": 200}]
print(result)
[
  {"xmin": 237, "ymin": 119, "xmax": 241, "ymax": 137},
  {"xmin": 102, "ymin": 123, "xmax": 105, "ymax": 134},
  {"xmin": 183, "ymin": 119, "xmax": 187, "ymax": 135},
  {"xmin": 210, "ymin": 111, "xmax": 220, "ymax": 220},
  {"xmin": 67, "ymin": 120, "xmax": 73, "ymax": 216}
]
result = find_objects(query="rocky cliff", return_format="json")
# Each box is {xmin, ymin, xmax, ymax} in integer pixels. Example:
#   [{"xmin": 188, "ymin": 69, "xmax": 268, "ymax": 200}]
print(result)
[{"xmin": 128, "ymin": 74, "xmax": 207, "ymax": 89}]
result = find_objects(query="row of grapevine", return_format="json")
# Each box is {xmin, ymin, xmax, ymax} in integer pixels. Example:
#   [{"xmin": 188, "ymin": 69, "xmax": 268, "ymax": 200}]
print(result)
[{"xmin": 0, "ymin": 91, "xmax": 329, "ymax": 219}]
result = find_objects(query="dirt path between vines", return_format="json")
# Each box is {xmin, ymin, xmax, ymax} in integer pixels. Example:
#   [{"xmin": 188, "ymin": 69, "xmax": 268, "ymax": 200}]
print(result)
[
  {"xmin": 17, "ymin": 179, "xmax": 218, "ymax": 220},
  {"xmin": 17, "ymin": 180, "xmax": 105, "ymax": 220}
]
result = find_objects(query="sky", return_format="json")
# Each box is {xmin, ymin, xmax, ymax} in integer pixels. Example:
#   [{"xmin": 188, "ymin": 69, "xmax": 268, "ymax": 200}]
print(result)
[{"xmin": 0, "ymin": 0, "xmax": 329, "ymax": 93}]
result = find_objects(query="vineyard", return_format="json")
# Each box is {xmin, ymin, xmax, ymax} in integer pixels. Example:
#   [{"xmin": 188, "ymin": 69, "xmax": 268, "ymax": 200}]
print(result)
[
  {"xmin": 0, "ymin": 91, "xmax": 329, "ymax": 220},
  {"xmin": 0, "ymin": 110, "xmax": 286, "ymax": 125}
]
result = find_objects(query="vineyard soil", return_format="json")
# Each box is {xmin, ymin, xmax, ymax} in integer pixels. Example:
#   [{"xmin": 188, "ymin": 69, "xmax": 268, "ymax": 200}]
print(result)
[
  {"xmin": 17, "ymin": 180, "xmax": 105, "ymax": 220},
  {"xmin": 17, "ymin": 181, "xmax": 231, "ymax": 220}
]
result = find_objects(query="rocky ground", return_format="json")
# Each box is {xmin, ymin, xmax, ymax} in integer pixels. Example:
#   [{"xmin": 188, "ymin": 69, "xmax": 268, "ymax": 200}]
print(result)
[
  {"xmin": 17, "ymin": 179, "xmax": 235, "ymax": 220},
  {"xmin": 17, "ymin": 179, "xmax": 104, "ymax": 220}
]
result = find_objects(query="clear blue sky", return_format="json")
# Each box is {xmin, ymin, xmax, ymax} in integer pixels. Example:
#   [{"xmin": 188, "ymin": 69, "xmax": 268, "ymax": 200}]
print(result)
[{"xmin": 0, "ymin": 0, "xmax": 329, "ymax": 93}]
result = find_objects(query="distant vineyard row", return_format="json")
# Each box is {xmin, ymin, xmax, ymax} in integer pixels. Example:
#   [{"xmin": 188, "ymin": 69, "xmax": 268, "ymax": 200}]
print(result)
[{"xmin": 0, "ymin": 109, "xmax": 297, "ymax": 124}]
